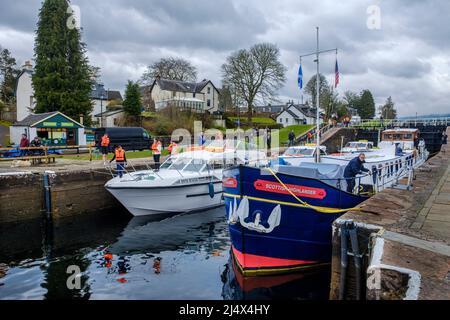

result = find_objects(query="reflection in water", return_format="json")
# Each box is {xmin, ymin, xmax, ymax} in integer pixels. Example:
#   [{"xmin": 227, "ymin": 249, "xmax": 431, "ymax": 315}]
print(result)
[
  {"xmin": 221, "ymin": 255, "xmax": 330, "ymax": 300},
  {"xmin": 0, "ymin": 207, "xmax": 330, "ymax": 300}
]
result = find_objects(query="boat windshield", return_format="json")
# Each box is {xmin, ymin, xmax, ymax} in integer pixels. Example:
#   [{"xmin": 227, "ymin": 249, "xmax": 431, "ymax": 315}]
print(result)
[
  {"xmin": 345, "ymin": 142, "xmax": 368, "ymax": 149},
  {"xmin": 164, "ymin": 157, "xmax": 207, "ymax": 172},
  {"xmin": 284, "ymin": 148, "xmax": 315, "ymax": 156},
  {"xmin": 183, "ymin": 159, "xmax": 207, "ymax": 172}
]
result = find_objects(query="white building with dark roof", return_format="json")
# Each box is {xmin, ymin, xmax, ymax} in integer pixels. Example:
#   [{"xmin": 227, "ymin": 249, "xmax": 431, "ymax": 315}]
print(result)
[
  {"xmin": 89, "ymin": 83, "xmax": 123, "ymax": 124},
  {"xmin": 141, "ymin": 78, "xmax": 220, "ymax": 113},
  {"xmin": 15, "ymin": 61, "xmax": 35, "ymax": 122},
  {"xmin": 14, "ymin": 61, "xmax": 122, "ymax": 125},
  {"xmin": 276, "ymin": 103, "xmax": 323, "ymax": 127}
]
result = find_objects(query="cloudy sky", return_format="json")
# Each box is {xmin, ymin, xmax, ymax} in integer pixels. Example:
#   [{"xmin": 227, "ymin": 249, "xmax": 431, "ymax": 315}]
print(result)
[{"xmin": 0, "ymin": 0, "xmax": 449, "ymax": 116}]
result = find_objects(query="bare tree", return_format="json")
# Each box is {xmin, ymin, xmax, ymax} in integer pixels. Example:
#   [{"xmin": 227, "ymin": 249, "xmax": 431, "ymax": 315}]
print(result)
[
  {"xmin": 221, "ymin": 43, "xmax": 286, "ymax": 123},
  {"xmin": 142, "ymin": 57, "xmax": 197, "ymax": 83}
]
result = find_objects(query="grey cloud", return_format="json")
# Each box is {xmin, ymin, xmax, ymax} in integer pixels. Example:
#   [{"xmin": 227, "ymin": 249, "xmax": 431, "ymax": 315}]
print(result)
[{"xmin": 0, "ymin": 0, "xmax": 449, "ymax": 116}]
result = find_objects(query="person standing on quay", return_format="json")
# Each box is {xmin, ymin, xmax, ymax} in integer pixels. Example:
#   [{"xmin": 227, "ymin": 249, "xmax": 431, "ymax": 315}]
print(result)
[
  {"xmin": 19, "ymin": 134, "xmax": 30, "ymax": 157},
  {"xmin": 288, "ymin": 130, "xmax": 295, "ymax": 147},
  {"xmin": 100, "ymin": 133, "xmax": 110, "ymax": 165}
]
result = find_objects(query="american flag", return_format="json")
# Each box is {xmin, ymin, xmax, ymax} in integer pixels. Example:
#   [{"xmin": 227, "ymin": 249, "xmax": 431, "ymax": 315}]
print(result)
[{"xmin": 335, "ymin": 59, "xmax": 340, "ymax": 88}]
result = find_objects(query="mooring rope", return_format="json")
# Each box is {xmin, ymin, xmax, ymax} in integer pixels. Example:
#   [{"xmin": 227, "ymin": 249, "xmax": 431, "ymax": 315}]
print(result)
[{"xmin": 266, "ymin": 167, "xmax": 363, "ymax": 214}]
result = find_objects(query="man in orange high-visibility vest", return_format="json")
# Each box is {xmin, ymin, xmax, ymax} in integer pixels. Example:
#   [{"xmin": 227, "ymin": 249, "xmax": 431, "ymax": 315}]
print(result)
[
  {"xmin": 152, "ymin": 139, "xmax": 162, "ymax": 171},
  {"xmin": 110, "ymin": 145, "xmax": 127, "ymax": 178},
  {"xmin": 100, "ymin": 133, "xmax": 110, "ymax": 164}
]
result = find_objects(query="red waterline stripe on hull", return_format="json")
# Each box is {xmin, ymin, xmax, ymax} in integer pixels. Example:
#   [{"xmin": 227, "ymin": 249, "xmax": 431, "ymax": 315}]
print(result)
[{"xmin": 232, "ymin": 247, "xmax": 318, "ymax": 269}]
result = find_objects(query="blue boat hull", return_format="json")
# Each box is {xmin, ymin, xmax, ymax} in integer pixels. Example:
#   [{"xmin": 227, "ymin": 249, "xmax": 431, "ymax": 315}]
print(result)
[{"xmin": 223, "ymin": 165, "xmax": 367, "ymax": 276}]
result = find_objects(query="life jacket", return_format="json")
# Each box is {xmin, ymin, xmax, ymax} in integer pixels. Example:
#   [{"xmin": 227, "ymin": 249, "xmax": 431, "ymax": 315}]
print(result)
[
  {"xmin": 168, "ymin": 143, "xmax": 178, "ymax": 153},
  {"xmin": 101, "ymin": 136, "xmax": 110, "ymax": 147},
  {"xmin": 152, "ymin": 142, "xmax": 162, "ymax": 155},
  {"xmin": 115, "ymin": 149, "xmax": 125, "ymax": 161}
]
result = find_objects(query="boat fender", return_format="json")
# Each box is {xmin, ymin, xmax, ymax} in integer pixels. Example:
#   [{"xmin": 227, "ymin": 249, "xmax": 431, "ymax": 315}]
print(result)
[{"xmin": 209, "ymin": 182, "xmax": 215, "ymax": 198}]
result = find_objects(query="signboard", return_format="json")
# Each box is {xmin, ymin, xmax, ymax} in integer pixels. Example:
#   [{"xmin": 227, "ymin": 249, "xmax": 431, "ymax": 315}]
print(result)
[{"xmin": 253, "ymin": 180, "xmax": 327, "ymax": 199}]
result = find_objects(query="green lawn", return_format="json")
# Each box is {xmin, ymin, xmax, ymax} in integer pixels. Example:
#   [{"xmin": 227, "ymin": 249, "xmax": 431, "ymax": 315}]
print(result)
[
  {"xmin": 63, "ymin": 149, "xmax": 170, "ymax": 161},
  {"xmin": 141, "ymin": 111, "xmax": 159, "ymax": 118},
  {"xmin": 279, "ymin": 125, "xmax": 314, "ymax": 144},
  {"xmin": 228, "ymin": 117, "xmax": 276, "ymax": 125},
  {"xmin": 0, "ymin": 120, "xmax": 12, "ymax": 127}
]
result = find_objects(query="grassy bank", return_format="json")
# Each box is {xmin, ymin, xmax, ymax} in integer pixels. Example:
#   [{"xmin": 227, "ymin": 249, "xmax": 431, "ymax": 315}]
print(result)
[
  {"xmin": 63, "ymin": 149, "xmax": 170, "ymax": 161},
  {"xmin": 228, "ymin": 117, "xmax": 276, "ymax": 125},
  {"xmin": 279, "ymin": 125, "xmax": 314, "ymax": 144}
]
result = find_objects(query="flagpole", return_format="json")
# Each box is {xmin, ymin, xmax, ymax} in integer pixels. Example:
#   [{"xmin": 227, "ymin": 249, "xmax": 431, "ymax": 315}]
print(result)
[
  {"xmin": 315, "ymin": 27, "xmax": 320, "ymax": 163},
  {"xmin": 300, "ymin": 57, "xmax": 304, "ymax": 105},
  {"xmin": 299, "ymin": 34, "xmax": 338, "ymax": 163}
]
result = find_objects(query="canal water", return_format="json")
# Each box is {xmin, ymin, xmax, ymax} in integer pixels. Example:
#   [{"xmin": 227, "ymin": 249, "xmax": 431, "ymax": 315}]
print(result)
[{"xmin": 0, "ymin": 207, "xmax": 330, "ymax": 300}]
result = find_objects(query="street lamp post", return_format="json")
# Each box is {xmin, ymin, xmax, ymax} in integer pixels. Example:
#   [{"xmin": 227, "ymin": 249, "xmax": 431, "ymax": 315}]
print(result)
[{"xmin": 100, "ymin": 92, "xmax": 105, "ymax": 127}]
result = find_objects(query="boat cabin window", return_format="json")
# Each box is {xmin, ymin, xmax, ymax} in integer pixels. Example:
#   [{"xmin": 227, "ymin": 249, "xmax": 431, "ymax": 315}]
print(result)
[{"xmin": 403, "ymin": 134, "xmax": 413, "ymax": 140}]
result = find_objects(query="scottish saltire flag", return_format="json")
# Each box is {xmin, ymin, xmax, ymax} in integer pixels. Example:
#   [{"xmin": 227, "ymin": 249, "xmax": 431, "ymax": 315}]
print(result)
[
  {"xmin": 298, "ymin": 64, "xmax": 303, "ymax": 90},
  {"xmin": 335, "ymin": 59, "xmax": 340, "ymax": 88}
]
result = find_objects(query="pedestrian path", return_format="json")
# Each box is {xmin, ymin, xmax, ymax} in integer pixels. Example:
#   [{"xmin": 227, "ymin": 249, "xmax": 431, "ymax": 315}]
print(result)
[{"xmin": 412, "ymin": 154, "xmax": 450, "ymax": 238}]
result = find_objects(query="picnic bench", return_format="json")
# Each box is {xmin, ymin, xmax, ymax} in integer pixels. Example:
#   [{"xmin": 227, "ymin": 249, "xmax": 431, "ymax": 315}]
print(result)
[{"xmin": 0, "ymin": 154, "xmax": 63, "ymax": 165}]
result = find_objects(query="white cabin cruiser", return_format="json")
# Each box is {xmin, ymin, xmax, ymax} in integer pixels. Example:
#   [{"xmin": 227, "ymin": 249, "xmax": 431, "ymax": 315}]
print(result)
[
  {"xmin": 321, "ymin": 128, "xmax": 429, "ymax": 191},
  {"xmin": 276, "ymin": 129, "xmax": 429, "ymax": 193},
  {"xmin": 105, "ymin": 141, "xmax": 267, "ymax": 216}
]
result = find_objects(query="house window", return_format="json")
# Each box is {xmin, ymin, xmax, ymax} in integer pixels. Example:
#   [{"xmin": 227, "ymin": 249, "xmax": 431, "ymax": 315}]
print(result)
[
  {"xmin": 279, "ymin": 118, "xmax": 282, "ymax": 123},
  {"xmin": 207, "ymin": 87, "xmax": 211, "ymax": 94},
  {"xmin": 286, "ymin": 118, "xmax": 289, "ymax": 123},
  {"xmin": 207, "ymin": 99, "xmax": 211, "ymax": 107},
  {"xmin": 113, "ymin": 118, "xmax": 118, "ymax": 126}
]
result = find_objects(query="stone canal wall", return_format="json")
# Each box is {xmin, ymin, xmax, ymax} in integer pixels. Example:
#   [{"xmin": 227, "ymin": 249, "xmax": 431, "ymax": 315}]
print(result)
[
  {"xmin": 330, "ymin": 127, "xmax": 450, "ymax": 300},
  {"xmin": 49, "ymin": 169, "xmax": 122, "ymax": 220},
  {"xmin": 0, "ymin": 173, "xmax": 43, "ymax": 223},
  {"xmin": 0, "ymin": 162, "xmax": 151, "ymax": 223}
]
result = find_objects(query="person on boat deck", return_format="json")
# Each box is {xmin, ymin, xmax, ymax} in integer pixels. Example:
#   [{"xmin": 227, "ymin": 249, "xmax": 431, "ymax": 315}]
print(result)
[
  {"xmin": 344, "ymin": 153, "xmax": 370, "ymax": 193},
  {"xmin": 395, "ymin": 143, "xmax": 404, "ymax": 156},
  {"xmin": 110, "ymin": 145, "xmax": 127, "ymax": 178},
  {"xmin": 152, "ymin": 139, "xmax": 162, "ymax": 171},
  {"xmin": 168, "ymin": 140, "xmax": 178, "ymax": 155},
  {"xmin": 100, "ymin": 133, "xmax": 110, "ymax": 165}
]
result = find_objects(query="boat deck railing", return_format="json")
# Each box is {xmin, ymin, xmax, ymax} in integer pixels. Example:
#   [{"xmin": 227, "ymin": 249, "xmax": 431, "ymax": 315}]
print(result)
[{"xmin": 104, "ymin": 155, "xmax": 267, "ymax": 182}]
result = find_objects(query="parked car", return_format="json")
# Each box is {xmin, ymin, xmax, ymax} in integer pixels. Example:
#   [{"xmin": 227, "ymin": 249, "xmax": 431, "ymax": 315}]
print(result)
[{"xmin": 94, "ymin": 127, "xmax": 152, "ymax": 152}]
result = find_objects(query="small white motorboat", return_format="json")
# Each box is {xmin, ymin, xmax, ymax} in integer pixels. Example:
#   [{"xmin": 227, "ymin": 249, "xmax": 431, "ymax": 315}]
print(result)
[{"xmin": 105, "ymin": 141, "xmax": 267, "ymax": 216}]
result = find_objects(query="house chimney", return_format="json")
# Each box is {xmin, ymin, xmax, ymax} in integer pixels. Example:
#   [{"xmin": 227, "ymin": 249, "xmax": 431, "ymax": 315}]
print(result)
[{"xmin": 22, "ymin": 60, "xmax": 33, "ymax": 71}]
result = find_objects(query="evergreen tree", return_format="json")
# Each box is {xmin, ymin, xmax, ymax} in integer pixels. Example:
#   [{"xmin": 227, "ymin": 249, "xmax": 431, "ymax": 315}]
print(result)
[
  {"xmin": 379, "ymin": 96, "xmax": 397, "ymax": 119},
  {"xmin": 33, "ymin": 0, "xmax": 93, "ymax": 124},
  {"xmin": 123, "ymin": 80, "xmax": 142, "ymax": 117},
  {"xmin": 357, "ymin": 90, "xmax": 376, "ymax": 119},
  {"xmin": 0, "ymin": 47, "xmax": 20, "ymax": 104}
]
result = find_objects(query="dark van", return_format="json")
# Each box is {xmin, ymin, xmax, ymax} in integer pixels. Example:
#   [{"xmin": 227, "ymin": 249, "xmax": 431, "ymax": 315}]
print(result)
[{"xmin": 94, "ymin": 127, "xmax": 152, "ymax": 152}]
